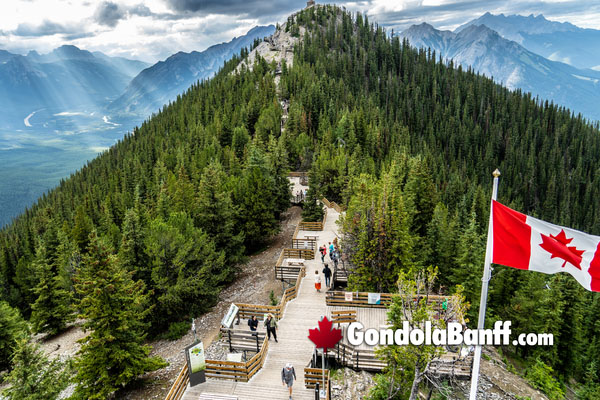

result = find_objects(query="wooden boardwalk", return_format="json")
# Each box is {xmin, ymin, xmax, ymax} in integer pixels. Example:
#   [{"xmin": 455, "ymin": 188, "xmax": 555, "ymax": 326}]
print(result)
[{"xmin": 183, "ymin": 206, "xmax": 341, "ymax": 400}]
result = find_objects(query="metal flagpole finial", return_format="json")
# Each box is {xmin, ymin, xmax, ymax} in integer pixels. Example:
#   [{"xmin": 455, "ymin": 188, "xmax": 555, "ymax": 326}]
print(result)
[{"xmin": 493, "ymin": 169, "xmax": 501, "ymax": 178}]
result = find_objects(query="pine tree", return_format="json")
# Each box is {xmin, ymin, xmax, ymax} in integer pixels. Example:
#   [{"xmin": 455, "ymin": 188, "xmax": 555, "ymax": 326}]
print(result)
[
  {"xmin": 72, "ymin": 232, "xmax": 165, "ymax": 399},
  {"xmin": 195, "ymin": 161, "xmax": 245, "ymax": 270},
  {"xmin": 30, "ymin": 224, "xmax": 73, "ymax": 335},
  {"xmin": 71, "ymin": 205, "xmax": 93, "ymax": 253},
  {"xmin": 0, "ymin": 301, "xmax": 28, "ymax": 370},
  {"xmin": 238, "ymin": 166, "xmax": 278, "ymax": 249},
  {"xmin": 452, "ymin": 210, "xmax": 485, "ymax": 323},
  {"xmin": 145, "ymin": 212, "xmax": 225, "ymax": 329},
  {"xmin": 118, "ymin": 207, "xmax": 150, "ymax": 287},
  {"xmin": 2, "ymin": 336, "xmax": 70, "ymax": 400}
]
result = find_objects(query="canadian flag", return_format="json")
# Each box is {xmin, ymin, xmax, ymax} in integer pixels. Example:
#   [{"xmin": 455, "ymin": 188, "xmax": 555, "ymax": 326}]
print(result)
[{"xmin": 492, "ymin": 200, "xmax": 600, "ymax": 292}]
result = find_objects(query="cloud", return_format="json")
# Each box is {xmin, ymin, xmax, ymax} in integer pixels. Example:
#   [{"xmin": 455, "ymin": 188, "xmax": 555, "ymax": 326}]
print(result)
[
  {"xmin": 164, "ymin": 0, "xmax": 304, "ymax": 18},
  {"xmin": 94, "ymin": 1, "xmax": 126, "ymax": 27},
  {"xmin": 13, "ymin": 20, "xmax": 80, "ymax": 37}
]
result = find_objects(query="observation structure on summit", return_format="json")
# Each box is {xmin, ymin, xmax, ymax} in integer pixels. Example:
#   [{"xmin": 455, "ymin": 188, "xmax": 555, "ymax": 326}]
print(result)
[{"xmin": 306, "ymin": 0, "xmax": 315, "ymax": 8}]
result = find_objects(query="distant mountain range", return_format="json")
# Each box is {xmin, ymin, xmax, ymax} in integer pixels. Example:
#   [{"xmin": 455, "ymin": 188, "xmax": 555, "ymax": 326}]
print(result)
[
  {"xmin": 456, "ymin": 13, "xmax": 600, "ymax": 70},
  {"xmin": 0, "ymin": 46, "xmax": 149, "ymax": 127},
  {"xmin": 0, "ymin": 25, "xmax": 275, "ymax": 128},
  {"xmin": 108, "ymin": 25, "xmax": 276, "ymax": 117},
  {"xmin": 400, "ymin": 18, "xmax": 600, "ymax": 122}
]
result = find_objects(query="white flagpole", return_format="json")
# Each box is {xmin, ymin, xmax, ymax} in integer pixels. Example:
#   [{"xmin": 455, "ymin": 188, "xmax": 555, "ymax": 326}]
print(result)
[{"xmin": 469, "ymin": 168, "xmax": 500, "ymax": 400}]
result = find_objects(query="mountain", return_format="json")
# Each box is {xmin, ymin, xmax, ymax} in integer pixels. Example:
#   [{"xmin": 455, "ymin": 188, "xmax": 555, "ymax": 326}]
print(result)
[
  {"xmin": 400, "ymin": 23, "xmax": 600, "ymax": 121},
  {"xmin": 0, "ymin": 46, "xmax": 149, "ymax": 127},
  {"xmin": 456, "ymin": 13, "xmax": 600, "ymax": 70},
  {"xmin": 2, "ymin": 6, "xmax": 600, "ymax": 398},
  {"xmin": 0, "ymin": 49, "xmax": 16, "ymax": 62},
  {"xmin": 108, "ymin": 25, "xmax": 276, "ymax": 117}
]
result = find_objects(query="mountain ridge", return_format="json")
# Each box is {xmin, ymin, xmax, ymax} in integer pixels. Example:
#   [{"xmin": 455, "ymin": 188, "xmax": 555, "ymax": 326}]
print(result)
[
  {"xmin": 456, "ymin": 12, "xmax": 600, "ymax": 69},
  {"xmin": 400, "ymin": 22, "xmax": 600, "ymax": 121},
  {"xmin": 108, "ymin": 25, "xmax": 276, "ymax": 116}
]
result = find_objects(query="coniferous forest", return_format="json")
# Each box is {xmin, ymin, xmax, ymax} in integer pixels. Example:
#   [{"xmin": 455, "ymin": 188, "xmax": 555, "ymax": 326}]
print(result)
[{"xmin": 1, "ymin": 5, "xmax": 600, "ymax": 398}]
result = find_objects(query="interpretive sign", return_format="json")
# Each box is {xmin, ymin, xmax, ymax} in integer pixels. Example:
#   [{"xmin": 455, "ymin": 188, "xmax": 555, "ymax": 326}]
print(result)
[
  {"xmin": 185, "ymin": 341, "xmax": 206, "ymax": 387},
  {"xmin": 221, "ymin": 303, "xmax": 239, "ymax": 328},
  {"xmin": 368, "ymin": 293, "xmax": 381, "ymax": 305}
]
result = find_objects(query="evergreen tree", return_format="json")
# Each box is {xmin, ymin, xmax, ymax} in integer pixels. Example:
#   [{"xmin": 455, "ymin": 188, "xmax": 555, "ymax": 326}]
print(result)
[
  {"xmin": 72, "ymin": 233, "xmax": 165, "ymax": 399},
  {"xmin": 145, "ymin": 212, "xmax": 225, "ymax": 328},
  {"xmin": 0, "ymin": 300, "xmax": 28, "ymax": 370},
  {"xmin": 2, "ymin": 337, "xmax": 70, "ymax": 400},
  {"xmin": 452, "ymin": 210, "xmax": 485, "ymax": 323},
  {"xmin": 238, "ymin": 166, "xmax": 278, "ymax": 249},
  {"xmin": 301, "ymin": 184, "xmax": 324, "ymax": 222},
  {"xmin": 577, "ymin": 362, "xmax": 600, "ymax": 400},
  {"xmin": 118, "ymin": 207, "xmax": 150, "ymax": 287},
  {"xmin": 195, "ymin": 161, "xmax": 245, "ymax": 269},
  {"xmin": 71, "ymin": 205, "xmax": 93, "ymax": 253},
  {"xmin": 30, "ymin": 224, "xmax": 73, "ymax": 335}
]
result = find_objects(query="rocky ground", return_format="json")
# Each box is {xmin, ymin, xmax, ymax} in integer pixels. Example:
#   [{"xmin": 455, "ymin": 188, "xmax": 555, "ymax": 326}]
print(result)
[
  {"xmin": 329, "ymin": 346, "xmax": 552, "ymax": 400},
  {"xmin": 330, "ymin": 367, "xmax": 375, "ymax": 400},
  {"xmin": 454, "ymin": 347, "xmax": 550, "ymax": 400}
]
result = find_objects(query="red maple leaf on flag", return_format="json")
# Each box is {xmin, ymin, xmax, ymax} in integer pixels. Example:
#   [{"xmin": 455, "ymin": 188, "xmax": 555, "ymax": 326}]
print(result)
[
  {"xmin": 308, "ymin": 316, "xmax": 342, "ymax": 352},
  {"xmin": 539, "ymin": 229, "xmax": 585, "ymax": 270}
]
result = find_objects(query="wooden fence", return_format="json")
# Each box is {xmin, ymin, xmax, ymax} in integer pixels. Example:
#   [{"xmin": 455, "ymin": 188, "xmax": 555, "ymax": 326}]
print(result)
[
  {"xmin": 292, "ymin": 238, "xmax": 316, "ymax": 250},
  {"xmin": 204, "ymin": 335, "xmax": 270, "ymax": 381},
  {"xmin": 326, "ymin": 291, "xmax": 452, "ymax": 311},
  {"xmin": 165, "ymin": 362, "xmax": 189, "ymax": 400},
  {"xmin": 237, "ymin": 266, "xmax": 304, "ymax": 321},
  {"xmin": 221, "ymin": 328, "xmax": 265, "ymax": 353},
  {"xmin": 275, "ymin": 265, "xmax": 303, "ymax": 282},
  {"xmin": 298, "ymin": 221, "xmax": 323, "ymax": 231},
  {"xmin": 331, "ymin": 309, "xmax": 357, "ymax": 324},
  {"xmin": 288, "ymin": 172, "xmax": 308, "ymax": 178},
  {"xmin": 304, "ymin": 367, "xmax": 331, "ymax": 400},
  {"xmin": 283, "ymin": 248, "xmax": 315, "ymax": 260},
  {"xmin": 332, "ymin": 342, "xmax": 386, "ymax": 371}
]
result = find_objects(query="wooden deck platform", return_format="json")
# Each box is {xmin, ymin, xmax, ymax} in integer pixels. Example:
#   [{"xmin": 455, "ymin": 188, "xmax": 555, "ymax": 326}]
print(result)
[{"xmin": 182, "ymin": 206, "xmax": 342, "ymax": 400}]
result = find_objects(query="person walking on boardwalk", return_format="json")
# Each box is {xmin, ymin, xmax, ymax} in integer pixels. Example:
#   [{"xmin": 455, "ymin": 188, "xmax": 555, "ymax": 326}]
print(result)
[
  {"xmin": 333, "ymin": 251, "xmax": 339, "ymax": 271},
  {"xmin": 282, "ymin": 362, "xmax": 296, "ymax": 400},
  {"xmin": 329, "ymin": 242, "xmax": 334, "ymax": 260},
  {"xmin": 314, "ymin": 270, "xmax": 322, "ymax": 292},
  {"xmin": 248, "ymin": 315, "xmax": 258, "ymax": 331},
  {"xmin": 319, "ymin": 245, "xmax": 326, "ymax": 262},
  {"xmin": 322, "ymin": 263, "xmax": 332, "ymax": 288},
  {"xmin": 265, "ymin": 313, "xmax": 278, "ymax": 342}
]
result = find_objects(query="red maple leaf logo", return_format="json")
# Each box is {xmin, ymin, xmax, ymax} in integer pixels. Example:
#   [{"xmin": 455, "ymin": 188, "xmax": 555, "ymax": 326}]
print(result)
[
  {"xmin": 308, "ymin": 316, "xmax": 342, "ymax": 352},
  {"xmin": 539, "ymin": 229, "xmax": 585, "ymax": 270}
]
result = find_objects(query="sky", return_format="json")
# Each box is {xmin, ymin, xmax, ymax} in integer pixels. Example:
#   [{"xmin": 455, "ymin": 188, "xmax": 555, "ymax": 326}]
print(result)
[{"xmin": 1, "ymin": 0, "xmax": 599, "ymax": 63}]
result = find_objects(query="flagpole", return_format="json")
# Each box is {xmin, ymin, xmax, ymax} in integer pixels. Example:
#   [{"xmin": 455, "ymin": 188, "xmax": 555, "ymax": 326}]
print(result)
[{"xmin": 469, "ymin": 168, "xmax": 500, "ymax": 400}]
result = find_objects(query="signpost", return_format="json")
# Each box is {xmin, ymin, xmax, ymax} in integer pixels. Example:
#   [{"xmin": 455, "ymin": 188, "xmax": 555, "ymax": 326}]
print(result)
[
  {"xmin": 367, "ymin": 292, "xmax": 381, "ymax": 305},
  {"xmin": 221, "ymin": 303, "xmax": 239, "ymax": 328},
  {"xmin": 185, "ymin": 341, "xmax": 206, "ymax": 387}
]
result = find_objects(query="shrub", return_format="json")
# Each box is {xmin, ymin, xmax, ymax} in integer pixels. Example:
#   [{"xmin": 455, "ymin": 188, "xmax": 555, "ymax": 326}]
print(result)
[{"xmin": 525, "ymin": 358, "xmax": 564, "ymax": 400}]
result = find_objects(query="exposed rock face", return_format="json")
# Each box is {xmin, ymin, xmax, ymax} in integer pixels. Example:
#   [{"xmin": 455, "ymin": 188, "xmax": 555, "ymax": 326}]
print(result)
[
  {"xmin": 235, "ymin": 23, "xmax": 304, "ymax": 73},
  {"xmin": 330, "ymin": 368, "xmax": 375, "ymax": 400}
]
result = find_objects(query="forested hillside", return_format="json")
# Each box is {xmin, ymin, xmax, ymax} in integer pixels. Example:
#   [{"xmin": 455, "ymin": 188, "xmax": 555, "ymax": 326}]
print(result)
[{"xmin": 1, "ymin": 4, "xmax": 600, "ymax": 397}]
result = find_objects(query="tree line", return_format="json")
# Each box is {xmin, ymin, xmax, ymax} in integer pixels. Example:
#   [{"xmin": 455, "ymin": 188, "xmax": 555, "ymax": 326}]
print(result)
[{"xmin": 1, "ymin": 4, "xmax": 600, "ymax": 398}]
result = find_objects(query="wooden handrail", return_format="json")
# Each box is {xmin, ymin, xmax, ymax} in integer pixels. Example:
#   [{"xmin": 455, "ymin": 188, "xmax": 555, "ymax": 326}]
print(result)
[
  {"xmin": 326, "ymin": 291, "xmax": 453, "ymax": 309},
  {"xmin": 165, "ymin": 362, "xmax": 189, "ymax": 400}
]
